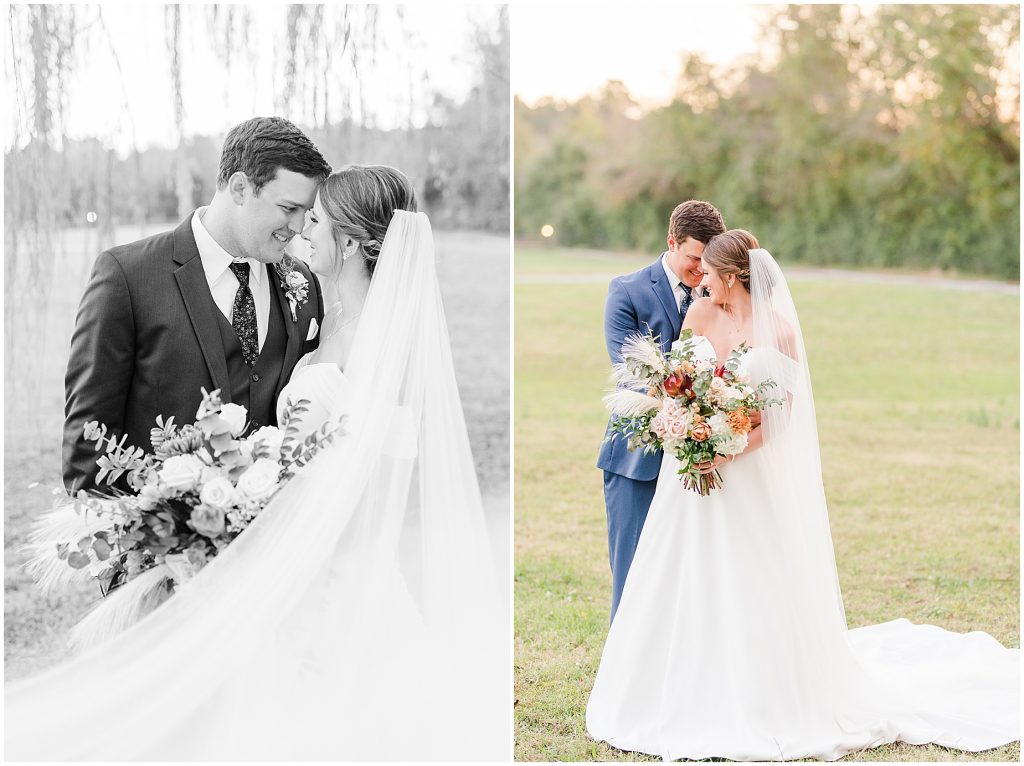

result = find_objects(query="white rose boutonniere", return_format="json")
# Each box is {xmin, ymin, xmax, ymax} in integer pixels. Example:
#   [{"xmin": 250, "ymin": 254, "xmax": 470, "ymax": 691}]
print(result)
[{"xmin": 279, "ymin": 267, "xmax": 309, "ymax": 322}]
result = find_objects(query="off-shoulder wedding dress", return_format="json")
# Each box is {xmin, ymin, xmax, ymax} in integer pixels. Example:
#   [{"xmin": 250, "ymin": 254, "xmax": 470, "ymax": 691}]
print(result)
[
  {"xmin": 6, "ymin": 212, "xmax": 508, "ymax": 761},
  {"xmin": 586, "ymin": 250, "xmax": 1018, "ymax": 761}
]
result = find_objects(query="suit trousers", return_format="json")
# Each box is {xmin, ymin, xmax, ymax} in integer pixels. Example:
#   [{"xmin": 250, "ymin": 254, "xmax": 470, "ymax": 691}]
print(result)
[{"xmin": 603, "ymin": 470, "xmax": 658, "ymax": 622}]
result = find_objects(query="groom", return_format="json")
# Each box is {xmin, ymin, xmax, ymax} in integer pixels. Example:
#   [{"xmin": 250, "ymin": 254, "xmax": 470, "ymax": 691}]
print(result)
[
  {"xmin": 597, "ymin": 200, "xmax": 726, "ymax": 620},
  {"xmin": 63, "ymin": 117, "xmax": 331, "ymax": 493}
]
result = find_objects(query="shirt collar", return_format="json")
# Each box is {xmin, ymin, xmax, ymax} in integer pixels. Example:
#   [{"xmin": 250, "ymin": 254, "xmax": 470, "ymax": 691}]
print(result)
[{"xmin": 191, "ymin": 207, "xmax": 264, "ymax": 285}]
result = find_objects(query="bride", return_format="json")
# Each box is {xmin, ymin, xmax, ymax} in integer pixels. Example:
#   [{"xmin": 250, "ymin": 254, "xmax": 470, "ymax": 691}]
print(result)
[
  {"xmin": 586, "ymin": 229, "xmax": 1019, "ymax": 761},
  {"xmin": 6, "ymin": 165, "xmax": 508, "ymax": 761}
]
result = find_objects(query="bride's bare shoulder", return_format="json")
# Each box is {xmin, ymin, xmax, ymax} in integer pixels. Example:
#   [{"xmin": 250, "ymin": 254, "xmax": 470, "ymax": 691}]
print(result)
[
  {"xmin": 682, "ymin": 297, "xmax": 717, "ymax": 331},
  {"xmin": 771, "ymin": 312, "xmax": 799, "ymax": 359}
]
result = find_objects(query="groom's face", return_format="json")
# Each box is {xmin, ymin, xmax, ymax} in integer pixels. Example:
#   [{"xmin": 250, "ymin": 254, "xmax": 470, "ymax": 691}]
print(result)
[
  {"xmin": 232, "ymin": 168, "xmax": 320, "ymax": 264},
  {"xmin": 666, "ymin": 235, "xmax": 706, "ymax": 290}
]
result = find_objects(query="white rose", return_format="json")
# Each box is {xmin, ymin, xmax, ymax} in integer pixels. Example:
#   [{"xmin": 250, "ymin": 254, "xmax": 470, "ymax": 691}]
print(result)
[
  {"xmin": 158, "ymin": 454, "xmax": 205, "ymax": 493},
  {"xmin": 235, "ymin": 458, "xmax": 282, "ymax": 501},
  {"xmin": 219, "ymin": 403, "xmax": 249, "ymax": 436},
  {"xmin": 199, "ymin": 477, "xmax": 237, "ymax": 509},
  {"xmin": 715, "ymin": 433, "xmax": 748, "ymax": 456},
  {"xmin": 248, "ymin": 425, "xmax": 285, "ymax": 458},
  {"xmin": 710, "ymin": 377, "xmax": 725, "ymax": 391},
  {"xmin": 708, "ymin": 414, "xmax": 730, "ymax": 438}
]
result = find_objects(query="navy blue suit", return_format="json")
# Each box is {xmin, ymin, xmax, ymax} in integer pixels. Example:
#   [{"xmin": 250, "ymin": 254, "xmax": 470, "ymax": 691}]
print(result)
[{"xmin": 597, "ymin": 254, "xmax": 687, "ymax": 620}]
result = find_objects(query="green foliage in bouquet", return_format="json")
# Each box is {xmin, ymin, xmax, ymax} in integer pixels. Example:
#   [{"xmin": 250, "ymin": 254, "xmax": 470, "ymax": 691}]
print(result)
[
  {"xmin": 50, "ymin": 388, "xmax": 345, "ymax": 596},
  {"xmin": 605, "ymin": 329, "xmax": 785, "ymax": 494}
]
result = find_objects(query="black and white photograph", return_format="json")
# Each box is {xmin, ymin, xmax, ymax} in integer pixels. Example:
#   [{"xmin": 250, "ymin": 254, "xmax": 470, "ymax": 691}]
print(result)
[{"xmin": 5, "ymin": 4, "xmax": 510, "ymax": 760}]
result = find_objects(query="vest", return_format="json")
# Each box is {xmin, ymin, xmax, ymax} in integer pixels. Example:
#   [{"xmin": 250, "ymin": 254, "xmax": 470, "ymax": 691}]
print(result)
[{"xmin": 214, "ymin": 284, "xmax": 288, "ymax": 431}]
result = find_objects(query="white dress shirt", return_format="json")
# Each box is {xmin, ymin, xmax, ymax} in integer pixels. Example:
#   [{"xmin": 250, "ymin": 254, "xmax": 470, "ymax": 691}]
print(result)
[
  {"xmin": 662, "ymin": 252, "xmax": 692, "ymax": 310},
  {"xmin": 192, "ymin": 207, "xmax": 270, "ymax": 351}
]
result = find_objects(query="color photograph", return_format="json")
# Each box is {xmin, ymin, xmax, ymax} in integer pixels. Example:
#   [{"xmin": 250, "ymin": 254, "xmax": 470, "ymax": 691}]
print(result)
[{"xmin": 514, "ymin": 4, "xmax": 1019, "ymax": 761}]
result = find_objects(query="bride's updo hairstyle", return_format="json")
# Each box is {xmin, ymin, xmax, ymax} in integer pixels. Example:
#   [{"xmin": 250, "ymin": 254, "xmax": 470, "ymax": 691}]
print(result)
[
  {"xmin": 702, "ymin": 229, "xmax": 760, "ymax": 292},
  {"xmin": 318, "ymin": 165, "xmax": 418, "ymax": 276}
]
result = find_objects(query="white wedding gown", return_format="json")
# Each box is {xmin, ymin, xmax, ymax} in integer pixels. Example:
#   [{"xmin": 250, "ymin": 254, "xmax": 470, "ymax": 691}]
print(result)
[
  {"xmin": 587, "ymin": 335, "xmax": 1019, "ymax": 761},
  {"xmin": 6, "ymin": 211, "xmax": 508, "ymax": 761}
]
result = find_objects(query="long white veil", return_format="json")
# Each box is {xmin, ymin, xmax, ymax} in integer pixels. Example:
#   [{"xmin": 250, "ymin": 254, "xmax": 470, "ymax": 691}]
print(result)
[
  {"xmin": 747, "ymin": 248, "xmax": 848, "ymax": 634},
  {"xmin": 5, "ymin": 210, "xmax": 509, "ymax": 760}
]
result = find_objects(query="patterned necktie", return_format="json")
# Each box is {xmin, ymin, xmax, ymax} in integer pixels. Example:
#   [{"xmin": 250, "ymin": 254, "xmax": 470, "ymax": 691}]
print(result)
[
  {"xmin": 229, "ymin": 262, "xmax": 258, "ymax": 367},
  {"xmin": 678, "ymin": 282, "xmax": 693, "ymax": 319}
]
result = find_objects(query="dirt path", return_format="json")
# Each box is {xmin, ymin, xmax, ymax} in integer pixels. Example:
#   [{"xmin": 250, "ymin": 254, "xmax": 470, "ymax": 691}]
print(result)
[{"xmin": 518, "ymin": 267, "xmax": 1019, "ymax": 295}]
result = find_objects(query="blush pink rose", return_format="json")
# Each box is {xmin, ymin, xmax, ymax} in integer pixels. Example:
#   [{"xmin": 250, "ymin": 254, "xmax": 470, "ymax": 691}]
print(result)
[{"xmin": 667, "ymin": 414, "xmax": 690, "ymax": 441}]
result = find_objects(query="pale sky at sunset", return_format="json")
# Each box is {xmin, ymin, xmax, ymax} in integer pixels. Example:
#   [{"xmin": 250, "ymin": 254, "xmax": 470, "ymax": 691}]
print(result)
[{"xmin": 513, "ymin": 4, "xmax": 771, "ymax": 108}]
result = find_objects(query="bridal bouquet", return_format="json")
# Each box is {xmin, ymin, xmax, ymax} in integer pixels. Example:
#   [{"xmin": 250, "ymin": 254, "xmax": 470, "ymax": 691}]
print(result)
[
  {"xmin": 605, "ymin": 329, "xmax": 783, "ymax": 495},
  {"xmin": 25, "ymin": 388, "xmax": 344, "ymax": 615}
]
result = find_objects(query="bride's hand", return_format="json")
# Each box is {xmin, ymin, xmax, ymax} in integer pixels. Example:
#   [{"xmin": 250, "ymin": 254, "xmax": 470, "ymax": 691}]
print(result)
[{"xmin": 695, "ymin": 455, "xmax": 732, "ymax": 474}]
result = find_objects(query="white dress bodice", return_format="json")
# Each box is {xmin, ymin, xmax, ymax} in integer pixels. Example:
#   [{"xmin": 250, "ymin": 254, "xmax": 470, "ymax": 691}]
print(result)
[
  {"xmin": 586, "ymin": 340, "xmax": 1019, "ymax": 761},
  {"xmin": 276, "ymin": 357, "xmax": 351, "ymax": 442}
]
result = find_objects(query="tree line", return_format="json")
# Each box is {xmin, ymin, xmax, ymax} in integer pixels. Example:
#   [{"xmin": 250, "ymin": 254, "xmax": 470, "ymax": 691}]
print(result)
[{"xmin": 515, "ymin": 5, "xmax": 1019, "ymax": 279}]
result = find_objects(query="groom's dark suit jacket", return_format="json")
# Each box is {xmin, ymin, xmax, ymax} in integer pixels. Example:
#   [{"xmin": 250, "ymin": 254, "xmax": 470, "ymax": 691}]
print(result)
[
  {"xmin": 63, "ymin": 214, "xmax": 324, "ymax": 493},
  {"xmin": 596, "ymin": 254, "xmax": 688, "ymax": 482}
]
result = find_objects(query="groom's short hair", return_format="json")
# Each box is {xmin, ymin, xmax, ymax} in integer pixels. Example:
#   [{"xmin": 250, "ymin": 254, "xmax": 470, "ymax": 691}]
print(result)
[
  {"xmin": 668, "ymin": 200, "xmax": 725, "ymax": 244},
  {"xmin": 217, "ymin": 117, "xmax": 331, "ymax": 193}
]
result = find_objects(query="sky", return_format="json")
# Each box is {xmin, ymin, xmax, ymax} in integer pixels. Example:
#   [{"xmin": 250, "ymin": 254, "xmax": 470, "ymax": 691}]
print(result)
[
  {"xmin": 513, "ymin": 4, "xmax": 771, "ymax": 108},
  {"xmin": 5, "ymin": 4, "xmax": 496, "ymax": 155},
  {"xmin": 514, "ymin": 4, "xmax": 1019, "ymax": 119}
]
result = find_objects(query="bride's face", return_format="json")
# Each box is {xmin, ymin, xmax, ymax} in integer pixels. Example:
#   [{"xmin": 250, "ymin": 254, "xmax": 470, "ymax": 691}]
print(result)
[
  {"xmin": 699, "ymin": 260, "xmax": 730, "ymax": 305},
  {"xmin": 302, "ymin": 193, "xmax": 340, "ymax": 280}
]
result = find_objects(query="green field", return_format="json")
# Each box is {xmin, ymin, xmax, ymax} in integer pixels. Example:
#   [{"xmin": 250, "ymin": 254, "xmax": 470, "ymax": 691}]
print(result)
[
  {"xmin": 514, "ymin": 246, "xmax": 1019, "ymax": 762},
  {"xmin": 4, "ymin": 226, "xmax": 510, "ymax": 681}
]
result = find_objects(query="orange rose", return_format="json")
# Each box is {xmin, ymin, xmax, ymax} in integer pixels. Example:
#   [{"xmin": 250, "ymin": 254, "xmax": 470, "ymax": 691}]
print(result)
[{"xmin": 691, "ymin": 422, "xmax": 712, "ymax": 442}]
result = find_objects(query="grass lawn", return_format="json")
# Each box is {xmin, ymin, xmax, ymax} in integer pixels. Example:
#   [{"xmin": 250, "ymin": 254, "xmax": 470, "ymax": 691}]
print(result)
[
  {"xmin": 514, "ymin": 245, "xmax": 1019, "ymax": 762},
  {"xmin": 4, "ymin": 225, "xmax": 510, "ymax": 682}
]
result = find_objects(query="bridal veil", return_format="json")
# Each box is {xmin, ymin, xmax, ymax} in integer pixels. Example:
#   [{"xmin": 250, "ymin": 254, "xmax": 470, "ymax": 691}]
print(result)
[{"xmin": 5, "ymin": 211, "xmax": 509, "ymax": 760}]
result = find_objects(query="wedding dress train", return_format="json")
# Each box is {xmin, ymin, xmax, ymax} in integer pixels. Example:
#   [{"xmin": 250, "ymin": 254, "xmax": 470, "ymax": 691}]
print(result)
[
  {"xmin": 6, "ymin": 212, "xmax": 508, "ymax": 761},
  {"xmin": 586, "ymin": 253, "xmax": 1019, "ymax": 762}
]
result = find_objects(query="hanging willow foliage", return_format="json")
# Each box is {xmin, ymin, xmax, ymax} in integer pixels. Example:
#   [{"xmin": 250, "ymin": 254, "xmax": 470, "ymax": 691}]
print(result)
[{"xmin": 6, "ymin": 4, "xmax": 79, "ymax": 443}]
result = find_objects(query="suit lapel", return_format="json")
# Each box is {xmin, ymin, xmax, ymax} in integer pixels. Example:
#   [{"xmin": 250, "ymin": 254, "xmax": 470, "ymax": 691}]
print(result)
[
  {"xmin": 171, "ymin": 217, "xmax": 230, "ymax": 396},
  {"xmin": 269, "ymin": 264, "xmax": 301, "ymax": 403},
  {"xmin": 650, "ymin": 255, "xmax": 682, "ymax": 343}
]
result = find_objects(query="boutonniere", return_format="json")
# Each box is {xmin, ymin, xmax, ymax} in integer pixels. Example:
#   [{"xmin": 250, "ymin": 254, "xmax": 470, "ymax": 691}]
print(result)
[{"xmin": 278, "ymin": 268, "xmax": 309, "ymax": 322}]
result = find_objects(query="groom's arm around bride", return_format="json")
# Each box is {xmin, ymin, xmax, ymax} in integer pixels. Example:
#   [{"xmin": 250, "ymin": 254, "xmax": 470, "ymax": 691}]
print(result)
[
  {"xmin": 595, "ymin": 200, "xmax": 725, "ymax": 621},
  {"xmin": 62, "ymin": 117, "xmax": 331, "ymax": 494}
]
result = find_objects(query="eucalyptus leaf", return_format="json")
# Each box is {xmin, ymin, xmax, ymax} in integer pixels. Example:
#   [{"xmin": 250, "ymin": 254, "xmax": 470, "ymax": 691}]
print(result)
[
  {"xmin": 92, "ymin": 538, "xmax": 112, "ymax": 561},
  {"xmin": 67, "ymin": 551, "xmax": 90, "ymax": 569}
]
